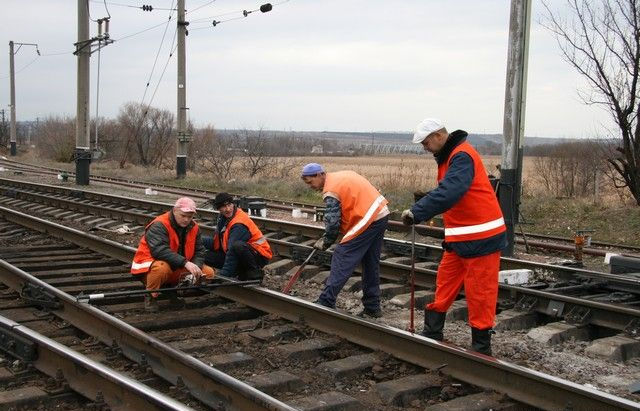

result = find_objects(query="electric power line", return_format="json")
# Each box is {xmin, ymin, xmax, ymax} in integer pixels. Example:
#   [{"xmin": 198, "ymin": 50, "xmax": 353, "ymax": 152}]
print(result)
[
  {"xmin": 187, "ymin": 0, "xmax": 216, "ymax": 15},
  {"xmin": 188, "ymin": 0, "xmax": 289, "ymax": 30},
  {"xmin": 141, "ymin": 1, "xmax": 177, "ymax": 105},
  {"xmin": 90, "ymin": 0, "xmax": 176, "ymax": 11},
  {"xmin": 115, "ymin": 17, "xmax": 174, "ymax": 41},
  {"xmin": 0, "ymin": 56, "xmax": 40, "ymax": 80}
]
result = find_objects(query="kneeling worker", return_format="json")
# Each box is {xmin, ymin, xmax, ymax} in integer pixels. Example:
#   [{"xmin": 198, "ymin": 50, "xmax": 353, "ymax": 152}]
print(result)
[
  {"xmin": 131, "ymin": 197, "xmax": 215, "ymax": 312},
  {"xmin": 203, "ymin": 192, "xmax": 272, "ymax": 280}
]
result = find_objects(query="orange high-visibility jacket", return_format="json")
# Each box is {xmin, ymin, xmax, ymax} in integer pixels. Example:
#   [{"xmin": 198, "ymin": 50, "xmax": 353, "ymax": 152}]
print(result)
[
  {"xmin": 438, "ymin": 142, "xmax": 506, "ymax": 243},
  {"xmin": 212, "ymin": 208, "xmax": 273, "ymax": 260},
  {"xmin": 131, "ymin": 212, "xmax": 199, "ymax": 274},
  {"xmin": 322, "ymin": 171, "xmax": 388, "ymax": 243}
]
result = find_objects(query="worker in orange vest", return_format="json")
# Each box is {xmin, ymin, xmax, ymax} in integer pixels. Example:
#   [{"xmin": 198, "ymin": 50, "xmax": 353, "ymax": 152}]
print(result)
[
  {"xmin": 202, "ymin": 192, "xmax": 273, "ymax": 281},
  {"xmin": 131, "ymin": 197, "xmax": 215, "ymax": 312},
  {"xmin": 301, "ymin": 163, "xmax": 389, "ymax": 318},
  {"xmin": 402, "ymin": 118, "xmax": 507, "ymax": 356}
]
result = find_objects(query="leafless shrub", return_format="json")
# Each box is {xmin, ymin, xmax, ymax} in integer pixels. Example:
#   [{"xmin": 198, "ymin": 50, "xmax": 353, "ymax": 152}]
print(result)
[
  {"xmin": 117, "ymin": 102, "xmax": 174, "ymax": 168},
  {"xmin": 34, "ymin": 116, "xmax": 75, "ymax": 162},
  {"xmin": 191, "ymin": 126, "xmax": 238, "ymax": 181},
  {"xmin": 530, "ymin": 141, "xmax": 603, "ymax": 198}
]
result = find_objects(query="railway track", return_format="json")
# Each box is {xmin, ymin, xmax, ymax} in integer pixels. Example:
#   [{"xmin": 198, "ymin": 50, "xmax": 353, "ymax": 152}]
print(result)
[
  {"xmin": 2, "ymin": 157, "xmax": 639, "ymax": 257},
  {"xmin": 0, "ymin": 207, "xmax": 637, "ymax": 410}
]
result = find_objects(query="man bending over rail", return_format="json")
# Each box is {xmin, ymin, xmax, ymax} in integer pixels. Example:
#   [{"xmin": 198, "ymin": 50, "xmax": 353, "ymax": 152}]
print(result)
[
  {"xmin": 202, "ymin": 192, "xmax": 273, "ymax": 281},
  {"xmin": 131, "ymin": 197, "xmax": 215, "ymax": 312}
]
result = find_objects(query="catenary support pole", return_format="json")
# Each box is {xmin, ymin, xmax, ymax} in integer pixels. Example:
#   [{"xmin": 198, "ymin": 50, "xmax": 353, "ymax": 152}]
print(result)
[
  {"xmin": 500, "ymin": 0, "xmax": 531, "ymax": 256},
  {"xmin": 75, "ymin": 0, "xmax": 91, "ymax": 185},
  {"xmin": 176, "ymin": 0, "xmax": 189, "ymax": 178},
  {"xmin": 9, "ymin": 41, "xmax": 16, "ymax": 156}
]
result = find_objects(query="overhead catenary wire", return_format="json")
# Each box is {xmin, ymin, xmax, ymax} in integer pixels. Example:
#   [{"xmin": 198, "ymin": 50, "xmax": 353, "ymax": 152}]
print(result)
[
  {"xmin": 0, "ymin": 56, "xmax": 40, "ymax": 80},
  {"xmin": 141, "ymin": 0, "xmax": 176, "ymax": 106},
  {"xmin": 90, "ymin": 0, "xmax": 176, "ymax": 11},
  {"xmin": 188, "ymin": 0, "xmax": 290, "ymax": 31},
  {"xmin": 187, "ymin": 0, "xmax": 216, "ymax": 15}
]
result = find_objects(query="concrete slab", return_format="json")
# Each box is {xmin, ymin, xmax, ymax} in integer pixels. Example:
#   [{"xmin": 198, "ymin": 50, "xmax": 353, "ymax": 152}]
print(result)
[
  {"xmin": 283, "ymin": 264, "xmax": 321, "ymax": 281},
  {"xmin": 344, "ymin": 276, "xmax": 362, "ymax": 292},
  {"xmin": 275, "ymin": 338, "xmax": 337, "ymax": 361},
  {"xmin": 384, "ymin": 256, "xmax": 412, "ymax": 265},
  {"xmin": 375, "ymin": 374, "xmax": 442, "ymax": 406},
  {"xmin": 526, "ymin": 322, "xmax": 592, "ymax": 345},
  {"xmin": 425, "ymin": 392, "xmax": 511, "ymax": 411},
  {"xmin": 310, "ymin": 271, "xmax": 331, "ymax": 285},
  {"xmin": 415, "ymin": 261, "xmax": 439, "ymax": 270},
  {"xmin": 0, "ymin": 387, "xmax": 48, "ymax": 407},
  {"xmin": 207, "ymin": 352, "xmax": 254, "ymax": 371},
  {"xmin": 379, "ymin": 283, "xmax": 407, "ymax": 298},
  {"xmin": 264, "ymin": 259, "xmax": 296, "ymax": 276},
  {"xmin": 317, "ymin": 354, "xmax": 376, "ymax": 378},
  {"xmin": 585, "ymin": 335, "xmax": 640, "ymax": 362},
  {"xmin": 494, "ymin": 309, "xmax": 538, "ymax": 331},
  {"xmin": 498, "ymin": 269, "xmax": 533, "ymax": 285},
  {"xmin": 389, "ymin": 291, "xmax": 435, "ymax": 308},
  {"xmin": 289, "ymin": 391, "xmax": 361, "ymax": 411},
  {"xmin": 249, "ymin": 324, "xmax": 300, "ymax": 342},
  {"xmin": 245, "ymin": 370, "xmax": 303, "ymax": 394},
  {"xmin": 169, "ymin": 338, "xmax": 217, "ymax": 353},
  {"xmin": 446, "ymin": 300, "xmax": 468, "ymax": 322}
]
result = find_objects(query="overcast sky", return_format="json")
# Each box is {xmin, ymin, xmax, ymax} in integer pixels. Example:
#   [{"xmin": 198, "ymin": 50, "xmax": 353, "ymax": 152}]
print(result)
[{"xmin": 0, "ymin": 0, "xmax": 615, "ymax": 138}]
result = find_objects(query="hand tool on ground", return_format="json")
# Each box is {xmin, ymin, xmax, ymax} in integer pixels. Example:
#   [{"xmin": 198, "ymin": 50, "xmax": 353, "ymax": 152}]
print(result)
[
  {"xmin": 409, "ymin": 224, "xmax": 416, "ymax": 333},
  {"xmin": 282, "ymin": 248, "xmax": 317, "ymax": 294},
  {"xmin": 77, "ymin": 276, "xmax": 261, "ymax": 303}
]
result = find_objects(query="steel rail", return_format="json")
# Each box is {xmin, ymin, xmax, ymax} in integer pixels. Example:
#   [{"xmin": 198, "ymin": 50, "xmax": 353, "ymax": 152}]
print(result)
[
  {"xmin": 0, "ymin": 214, "xmax": 293, "ymax": 411},
  {"xmin": 0, "ymin": 315, "xmax": 193, "ymax": 411},
  {"xmin": 0, "ymin": 206, "xmax": 637, "ymax": 410},
  {"xmin": 3, "ymin": 178, "xmax": 639, "ymax": 289},
  {"xmin": 3, "ymin": 161, "xmax": 640, "ymax": 255}
]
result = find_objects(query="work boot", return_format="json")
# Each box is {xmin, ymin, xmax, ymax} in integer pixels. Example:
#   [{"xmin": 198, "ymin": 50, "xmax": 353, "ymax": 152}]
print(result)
[
  {"xmin": 241, "ymin": 268, "xmax": 264, "ymax": 281},
  {"xmin": 421, "ymin": 309, "xmax": 446, "ymax": 340},
  {"xmin": 144, "ymin": 295, "xmax": 159, "ymax": 313},
  {"xmin": 471, "ymin": 327, "xmax": 493, "ymax": 356},
  {"xmin": 167, "ymin": 291, "xmax": 185, "ymax": 308},
  {"xmin": 357, "ymin": 307, "xmax": 382, "ymax": 318}
]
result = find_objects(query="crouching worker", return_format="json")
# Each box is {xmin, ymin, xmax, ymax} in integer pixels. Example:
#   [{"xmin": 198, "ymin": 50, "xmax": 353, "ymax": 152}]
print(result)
[
  {"xmin": 131, "ymin": 197, "xmax": 215, "ymax": 312},
  {"xmin": 203, "ymin": 192, "xmax": 272, "ymax": 281}
]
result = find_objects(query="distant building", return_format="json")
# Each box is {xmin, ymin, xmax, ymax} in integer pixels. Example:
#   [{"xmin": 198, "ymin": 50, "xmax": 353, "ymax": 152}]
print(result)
[{"xmin": 311, "ymin": 145, "xmax": 323, "ymax": 154}]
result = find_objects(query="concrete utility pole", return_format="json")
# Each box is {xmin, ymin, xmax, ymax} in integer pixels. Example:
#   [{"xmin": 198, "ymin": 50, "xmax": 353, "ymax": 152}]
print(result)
[
  {"xmin": 8, "ymin": 41, "xmax": 39, "ymax": 156},
  {"xmin": 75, "ymin": 0, "xmax": 91, "ymax": 185},
  {"xmin": 500, "ymin": 0, "xmax": 532, "ymax": 256},
  {"xmin": 176, "ymin": 0, "xmax": 190, "ymax": 178},
  {"xmin": 9, "ymin": 41, "xmax": 16, "ymax": 156}
]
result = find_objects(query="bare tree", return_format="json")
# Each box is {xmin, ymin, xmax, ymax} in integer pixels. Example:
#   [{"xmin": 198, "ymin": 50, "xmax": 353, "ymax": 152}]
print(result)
[
  {"xmin": 35, "ymin": 116, "xmax": 76, "ymax": 162},
  {"xmin": 542, "ymin": 0, "xmax": 640, "ymax": 204},
  {"xmin": 239, "ymin": 128, "xmax": 278, "ymax": 177},
  {"xmin": 117, "ymin": 102, "xmax": 174, "ymax": 168},
  {"xmin": 191, "ymin": 126, "xmax": 238, "ymax": 181}
]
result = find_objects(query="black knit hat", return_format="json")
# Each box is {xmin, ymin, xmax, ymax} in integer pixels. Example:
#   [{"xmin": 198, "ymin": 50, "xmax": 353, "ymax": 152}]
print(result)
[{"xmin": 212, "ymin": 192, "xmax": 234, "ymax": 209}]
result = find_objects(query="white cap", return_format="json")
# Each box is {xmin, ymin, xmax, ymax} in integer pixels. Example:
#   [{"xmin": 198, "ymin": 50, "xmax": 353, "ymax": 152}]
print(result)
[{"xmin": 412, "ymin": 118, "xmax": 444, "ymax": 144}]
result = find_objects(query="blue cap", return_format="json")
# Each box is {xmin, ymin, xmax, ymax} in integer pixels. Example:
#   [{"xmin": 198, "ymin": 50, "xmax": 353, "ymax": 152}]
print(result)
[{"xmin": 301, "ymin": 163, "xmax": 324, "ymax": 176}]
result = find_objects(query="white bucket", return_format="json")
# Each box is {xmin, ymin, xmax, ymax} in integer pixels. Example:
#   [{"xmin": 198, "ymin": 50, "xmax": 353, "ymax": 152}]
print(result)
[{"xmin": 292, "ymin": 208, "xmax": 302, "ymax": 218}]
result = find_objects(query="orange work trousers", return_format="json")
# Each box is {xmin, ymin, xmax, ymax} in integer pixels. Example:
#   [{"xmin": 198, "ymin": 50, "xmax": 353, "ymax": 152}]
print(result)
[
  {"xmin": 141, "ymin": 260, "xmax": 215, "ymax": 297},
  {"xmin": 426, "ymin": 250, "xmax": 500, "ymax": 330}
]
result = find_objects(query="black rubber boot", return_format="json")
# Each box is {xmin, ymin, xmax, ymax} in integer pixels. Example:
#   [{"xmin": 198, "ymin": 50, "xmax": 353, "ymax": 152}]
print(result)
[
  {"xmin": 421, "ymin": 309, "xmax": 446, "ymax": 340},
  {"xmin": 471, "ymin": 327, "xmax": 493, "ymax": 356}
]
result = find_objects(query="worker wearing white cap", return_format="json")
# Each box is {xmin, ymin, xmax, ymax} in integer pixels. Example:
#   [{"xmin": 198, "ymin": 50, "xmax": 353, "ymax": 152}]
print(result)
[{"xmin": 402, "ymin": 119, "xmax": 507, "ymax": 356}]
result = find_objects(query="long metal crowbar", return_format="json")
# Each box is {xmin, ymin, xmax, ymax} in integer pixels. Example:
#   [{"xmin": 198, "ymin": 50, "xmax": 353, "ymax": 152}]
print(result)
[
  {"xmin": 282, "ymin": 249, "xmax": 317, "ymax": 294},
  {"xmin": 409, "ymin": 224, "xmax": 416, "ymax": 333}
]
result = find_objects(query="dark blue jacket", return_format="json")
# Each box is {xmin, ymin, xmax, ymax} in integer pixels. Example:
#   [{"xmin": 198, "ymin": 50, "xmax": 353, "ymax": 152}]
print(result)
[
  {"xmin": 202, "ymin": 207, "xmax": 251, "ymax": 277},
  {"xmin": 411, "ymin": 130, "xmax": 507, "ymax": 258}
]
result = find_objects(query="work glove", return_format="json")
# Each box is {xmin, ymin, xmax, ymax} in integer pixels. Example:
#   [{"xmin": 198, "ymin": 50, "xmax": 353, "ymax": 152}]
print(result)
[
  {"xmin": 413, "ymin": 190, "xmax": 430, "ymax": 202},
  {"xmin": 178, "ymin": 273, "xmax": 197, "ymax": 288},
  {"xmin": 401, "ymin": 209, "xmax": 415, "ymax": 226},
  {"xmin": 313, "ymin": 237, "xmax": 330, "ymax": 251}
]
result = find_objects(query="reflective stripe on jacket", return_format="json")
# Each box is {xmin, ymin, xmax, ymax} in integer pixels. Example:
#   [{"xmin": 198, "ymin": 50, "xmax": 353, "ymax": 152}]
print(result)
[
  {"xmin": 131, "ymin": 212, "xmax": 199, "ymax": 274},
  {"xmin": 438, "ymin": 142, "xmax": 505, "ymax": 242},
  {"xmin": 322, "ymin": 170, "xmax": 389, "ymax": 243},
  {"xmin": 216, "ymin": 208, "xmax": 273, "ymax": 260}
]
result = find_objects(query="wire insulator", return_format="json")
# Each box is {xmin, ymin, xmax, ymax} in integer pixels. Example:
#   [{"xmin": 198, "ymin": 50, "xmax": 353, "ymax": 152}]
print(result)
[
  {"xmin": 142, "ymin": 4, "xmax": 153, "ymax": 12},
  {"xmin": 260, "ymin": 3, "xmax": 272, "ymax": 13},
  {"xmin": 242, "ymin": 10, "xmax": 250, "ymax": 17}
]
